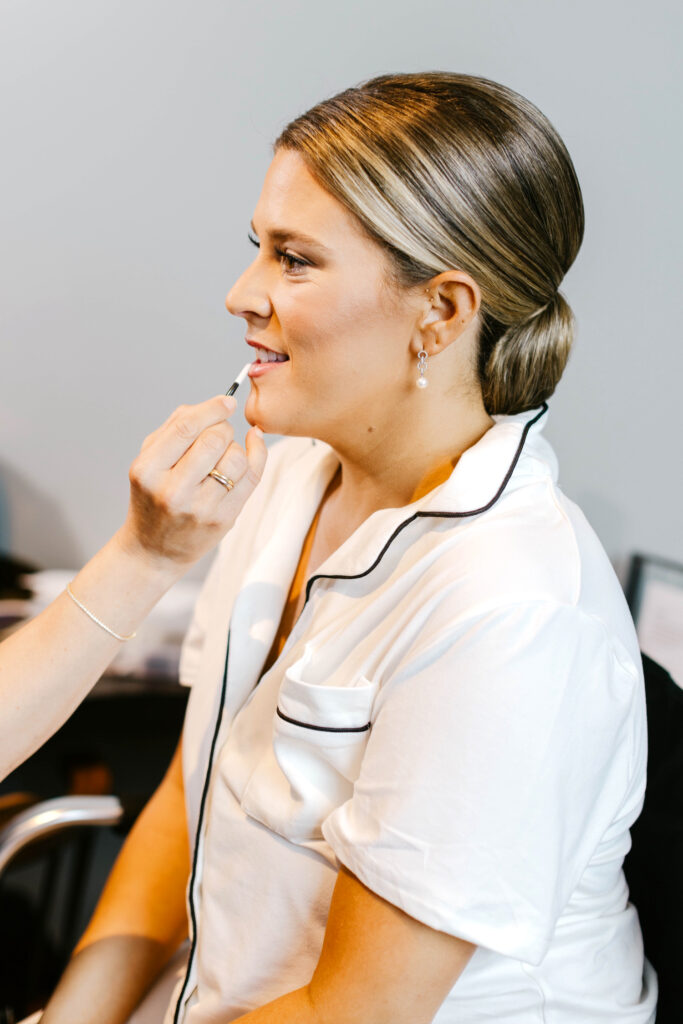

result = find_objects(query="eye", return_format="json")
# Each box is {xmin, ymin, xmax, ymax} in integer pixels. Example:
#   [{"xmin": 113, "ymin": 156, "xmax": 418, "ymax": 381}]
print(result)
[
  {"xmin": 275, "ymin": 247, "xmax": 309, "ymax": 274},
  {"xmin": 248, "ymin": 230, "xmax": 309, "ymax": 274}
]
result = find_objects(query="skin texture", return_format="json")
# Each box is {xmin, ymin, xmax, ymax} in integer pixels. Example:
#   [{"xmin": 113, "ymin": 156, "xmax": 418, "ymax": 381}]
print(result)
[
  {"xmin": 228, "ymin": 149, "xmax": 493, "ymax": 552},
  {"xmin": 40, "ymin": 741, "xmax": 190, "ymax": 1024},
  {"xmin": 0, "ymin": 395, "xmax": 267, "ymax": 782},
  {"xmin": 42, "ymin": 151, "xmax": 492, "ymax": 1023},
  {"xmin": 230, "ymin": 867, "xmax": 476, "ymax": 1024}
]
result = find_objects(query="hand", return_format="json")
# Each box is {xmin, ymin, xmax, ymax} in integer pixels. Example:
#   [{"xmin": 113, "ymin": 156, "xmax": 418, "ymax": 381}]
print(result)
[{"xmin": 118, "ymin": 394, "xmax": 267, "ymax": 572}]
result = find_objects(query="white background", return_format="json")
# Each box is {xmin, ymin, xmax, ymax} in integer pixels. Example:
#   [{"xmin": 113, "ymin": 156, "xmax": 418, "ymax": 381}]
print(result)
[{"xmin": 1, "ymin": 0, "xmax": 681, "ymax": 578}]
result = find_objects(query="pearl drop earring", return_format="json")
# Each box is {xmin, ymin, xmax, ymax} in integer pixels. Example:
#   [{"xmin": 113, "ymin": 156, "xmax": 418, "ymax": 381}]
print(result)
[{"xmin": 416, "ymin": 349, "xmax": 429, "ymax": 389}]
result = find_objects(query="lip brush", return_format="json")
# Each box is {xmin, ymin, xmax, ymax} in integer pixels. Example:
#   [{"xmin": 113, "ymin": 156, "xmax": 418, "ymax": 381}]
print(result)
[{"xmin": 226, "ymin": 362, "xmax": 251, "ymax": 397}]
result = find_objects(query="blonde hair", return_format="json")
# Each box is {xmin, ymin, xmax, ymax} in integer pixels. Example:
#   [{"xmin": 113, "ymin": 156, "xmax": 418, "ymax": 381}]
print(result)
[{"xmin": 276, "ymin": 72, "xmax": 584, "ymax": 415}]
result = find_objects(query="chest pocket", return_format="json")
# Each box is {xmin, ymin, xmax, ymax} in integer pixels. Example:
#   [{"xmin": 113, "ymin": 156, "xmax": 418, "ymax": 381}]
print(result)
[{"xmin": 239, "ymin": 661, "xmax": 379, "ymax": 845}]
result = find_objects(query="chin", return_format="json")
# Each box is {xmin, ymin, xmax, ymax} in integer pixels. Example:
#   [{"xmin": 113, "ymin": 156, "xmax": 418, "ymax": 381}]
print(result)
[{"xmin": 244, "ymin": 392, "xmax": 311, "ymax": 438}]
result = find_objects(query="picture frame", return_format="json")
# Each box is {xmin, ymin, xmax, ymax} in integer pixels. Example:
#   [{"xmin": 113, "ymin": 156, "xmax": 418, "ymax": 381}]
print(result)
[{"xmin": 626, "ymin": 553, "xmax": 683, "ymax": 688}]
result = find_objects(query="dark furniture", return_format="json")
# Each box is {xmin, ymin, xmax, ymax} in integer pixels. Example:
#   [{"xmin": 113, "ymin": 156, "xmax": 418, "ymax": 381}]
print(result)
[
  {"xmin": 0, "ymin": 680, "xmax": 187, "ymax": 1022},
  {"xmin": 623, "ymin": 654, "xmax": 683, "ymax": 1023}
]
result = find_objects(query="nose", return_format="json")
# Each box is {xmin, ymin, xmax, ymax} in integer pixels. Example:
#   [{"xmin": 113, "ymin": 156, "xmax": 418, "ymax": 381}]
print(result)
[{"xmin": 225, "ymin": 258, "xmax": 272, "ymax": 321}]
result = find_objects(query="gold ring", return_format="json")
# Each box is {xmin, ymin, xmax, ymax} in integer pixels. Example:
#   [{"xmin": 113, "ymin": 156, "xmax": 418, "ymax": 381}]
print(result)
[{"xmin": 208, "ymin": 469, "xmax": 235, "ymax": 491}]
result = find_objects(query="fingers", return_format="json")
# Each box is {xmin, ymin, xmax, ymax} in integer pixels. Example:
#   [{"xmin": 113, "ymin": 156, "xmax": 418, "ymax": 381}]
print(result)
[
  {"xmin": 171, "ymin": 422, "xmax": 242, "ymax": 491},
  {"xmin": 125, "ymin": 399, "xmax": 268, "ymax": 568},
  {"xmin": 202, "ymin": 426, "xmax": 267, "ymax": 500},
  {"xmin": 138, "ymin": 395, "xmax": 237, "ymax": 468}
]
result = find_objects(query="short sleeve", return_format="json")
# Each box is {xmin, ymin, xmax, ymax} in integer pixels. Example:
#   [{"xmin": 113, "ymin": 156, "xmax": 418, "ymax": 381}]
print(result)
[{"xmin": 322, "ymin": 599, "xmax": 643, "ymax": 964}]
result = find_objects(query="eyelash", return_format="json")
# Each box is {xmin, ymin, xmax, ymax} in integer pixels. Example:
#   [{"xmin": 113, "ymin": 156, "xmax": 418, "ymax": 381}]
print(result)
[{"xmin": 248, "ymin": 232, "xmax": 309, "ymax": 273}]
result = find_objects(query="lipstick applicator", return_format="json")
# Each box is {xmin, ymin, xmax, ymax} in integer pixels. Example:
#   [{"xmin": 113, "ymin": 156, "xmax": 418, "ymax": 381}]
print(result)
[{"xmin": 226, "ymin": 362, "xmax": 251, "ymax": 397}]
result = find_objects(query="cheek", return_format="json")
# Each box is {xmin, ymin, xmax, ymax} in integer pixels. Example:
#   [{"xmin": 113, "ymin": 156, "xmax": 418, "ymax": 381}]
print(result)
[
  {"xmin": 270, "ymin": 287, "xmax": 322, "ymax": 348},
  {"xmin": 284, "ymin": 283, "xmax": 395, "ymax": 359}
]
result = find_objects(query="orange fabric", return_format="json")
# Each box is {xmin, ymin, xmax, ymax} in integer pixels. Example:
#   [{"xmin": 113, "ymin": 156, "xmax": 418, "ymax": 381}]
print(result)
[{"xmin": 261, "ymin": 503, "xmax": 323, "ymax": 676}]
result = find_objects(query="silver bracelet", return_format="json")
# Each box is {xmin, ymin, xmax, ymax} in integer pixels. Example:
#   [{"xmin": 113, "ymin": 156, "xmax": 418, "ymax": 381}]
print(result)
[{"xmin": 65, "ymin": 583, "xmax": 137, "ymax": 642}]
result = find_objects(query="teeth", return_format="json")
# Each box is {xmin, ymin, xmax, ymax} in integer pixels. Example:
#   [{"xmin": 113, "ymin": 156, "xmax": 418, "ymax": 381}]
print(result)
[{"xmin": 255, "ymin": 348, "xmax": 288, "ymax": 363}]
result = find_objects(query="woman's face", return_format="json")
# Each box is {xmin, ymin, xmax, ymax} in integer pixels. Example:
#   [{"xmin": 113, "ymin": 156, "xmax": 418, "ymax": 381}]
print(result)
[{"xmin": 226, "ymin": 149, "xmax": 423, "ymax": 444}]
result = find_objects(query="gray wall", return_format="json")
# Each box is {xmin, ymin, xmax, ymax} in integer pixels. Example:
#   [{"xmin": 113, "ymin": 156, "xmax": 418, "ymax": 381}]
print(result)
[{"xmin": 1, "ymin": 0, "xmax": 681, "ymax": 579}]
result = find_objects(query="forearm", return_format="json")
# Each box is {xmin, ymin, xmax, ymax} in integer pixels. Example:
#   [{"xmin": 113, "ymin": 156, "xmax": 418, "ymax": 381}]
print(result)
[
  {"xmin": 232, "ymin": 987, "xmax": 318, "ymax": 1023},
  {"xmin": 0, "ymin": 527, "xmax": 181, "ymax": 779},
  {"xmin": 233, "ymin": 866, "xmax": 473, "ymax": 1024},
  {"xmin": 41, "ymin": 740, "xmax": 189, "ymax": 1023},
  {"xmin": 0, "ymin": 394, "xmax": 267, "ymax": 783},
  {"xmin": 39, "ymin": 935, "xmax": 175, "ymax": 1024}
]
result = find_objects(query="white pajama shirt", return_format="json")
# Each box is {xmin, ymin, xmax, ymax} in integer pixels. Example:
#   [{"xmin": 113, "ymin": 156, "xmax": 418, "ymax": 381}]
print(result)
[{"xmin": 164, "ymin": 406, "xmax": 657, "ymax": 1023}]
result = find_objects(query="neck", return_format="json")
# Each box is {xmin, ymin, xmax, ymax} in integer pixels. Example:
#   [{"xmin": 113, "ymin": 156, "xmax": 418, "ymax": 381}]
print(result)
[{"xmin": 323, "ymin": 389, "xmax": 494, "ymax": 527}]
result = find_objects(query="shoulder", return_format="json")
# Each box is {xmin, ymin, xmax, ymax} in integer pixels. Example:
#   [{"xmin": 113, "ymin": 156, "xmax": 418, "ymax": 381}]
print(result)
[{"xmin": 416, "ymin": 480, "xmax": 639, "ymax": 674}]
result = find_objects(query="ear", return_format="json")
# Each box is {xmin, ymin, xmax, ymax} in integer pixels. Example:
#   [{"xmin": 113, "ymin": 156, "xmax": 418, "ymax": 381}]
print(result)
[{"xmin": 411, "ymin": 271, "xmax": 481, "ymax": 356}]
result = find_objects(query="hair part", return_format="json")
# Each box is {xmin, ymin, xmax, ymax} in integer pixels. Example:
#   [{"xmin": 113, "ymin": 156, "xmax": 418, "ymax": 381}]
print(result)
[{"xmin": 275, "ymin": 72, "xmax": 584, "ymax": 415}]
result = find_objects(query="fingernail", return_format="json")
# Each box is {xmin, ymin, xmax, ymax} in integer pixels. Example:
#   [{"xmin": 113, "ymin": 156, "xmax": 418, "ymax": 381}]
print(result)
[
  {"xmin": 254, "ymin": 426, "xmax": 264, "ymax": 438},
  {"xmin": 222, "ymin": 396, "xmax": 237, "ymax": 412}
]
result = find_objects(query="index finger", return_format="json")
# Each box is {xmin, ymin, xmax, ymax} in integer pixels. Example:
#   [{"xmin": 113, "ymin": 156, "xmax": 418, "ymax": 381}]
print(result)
[{"xmin": 139, "ymin": 395, "xmax": 237, "ymax": 470}]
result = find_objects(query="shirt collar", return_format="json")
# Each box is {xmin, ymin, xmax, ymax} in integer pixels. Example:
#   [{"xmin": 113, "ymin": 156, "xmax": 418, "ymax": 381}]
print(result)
[
  {"xmin": 227, "ymin": 406, "xmax": 554, "ymax": 695},
  {"xmin": 303, "ymin": 404, "xmax": 553, "ymax": 587}
]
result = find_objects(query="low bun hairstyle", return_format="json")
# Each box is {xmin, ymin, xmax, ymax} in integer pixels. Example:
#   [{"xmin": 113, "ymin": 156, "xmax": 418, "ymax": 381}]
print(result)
[
  {"xmin": 276, "ymin": 72, "xmax": 584, "ymax": 415},
  {"xmin": 479, "ymin": 292, "xmax": 575, "ymax": 416}
]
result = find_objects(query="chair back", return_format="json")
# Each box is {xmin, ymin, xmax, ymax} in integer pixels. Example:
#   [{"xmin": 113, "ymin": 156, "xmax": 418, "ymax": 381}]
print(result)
[
  {"xmin": 623, "ymin": 654, "xmax": 683, "ymax": 1024},
  {"xmin": 0, "ymin": 795, "xmax": 123, "ymax": 1023}
]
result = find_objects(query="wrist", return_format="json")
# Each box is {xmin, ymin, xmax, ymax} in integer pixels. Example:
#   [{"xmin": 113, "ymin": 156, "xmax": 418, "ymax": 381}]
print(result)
[
  {"xmin": 111, "ymin": 524, "xmax": 188, "ymax": 591},
  {"xmin": 68, "ymin": 532, "xmax": 182, "ymax": 641}
]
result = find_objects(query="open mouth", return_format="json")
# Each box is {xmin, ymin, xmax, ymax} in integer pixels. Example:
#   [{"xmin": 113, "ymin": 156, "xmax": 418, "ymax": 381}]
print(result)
[
  {"xmin": 252, "ymin": 346, "xmax": 289, "ymax": 364},
  {"xmin": 247, "ymin": 342, "xmax": 290, "ymax": 378}
]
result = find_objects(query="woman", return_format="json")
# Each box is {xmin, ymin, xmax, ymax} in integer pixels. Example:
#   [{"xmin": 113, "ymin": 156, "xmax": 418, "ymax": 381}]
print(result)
[
  {"xmin": 39, "ymin": 73, "xmax": 657, "ymax": 1023},
  {"xmin": 0, "ymin": 395, "xmax": 265, "ymax": 782}
]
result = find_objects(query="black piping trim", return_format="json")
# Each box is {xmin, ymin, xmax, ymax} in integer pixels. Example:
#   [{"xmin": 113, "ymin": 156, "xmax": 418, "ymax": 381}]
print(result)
[
  {"xmin": 276, "ymin": 706, "xmax": 372, "ymax": 733},
  {"xmin": 304, "ymin": 403, "xmax": 548, "ymax": 606},
  {"xmin": 170, "ymin": 403, "xmax": 546, "ymax": 1021},
  {"xmin": 172, "ymin": 633, "xmax": 231, "ymax": 1024}
]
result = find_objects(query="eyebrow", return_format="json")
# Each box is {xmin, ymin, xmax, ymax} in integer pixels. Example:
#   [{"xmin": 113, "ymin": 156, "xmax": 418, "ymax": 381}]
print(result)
[{"xmin": 250, "ymin": 221, "xmax": 332, "ymax": 255}]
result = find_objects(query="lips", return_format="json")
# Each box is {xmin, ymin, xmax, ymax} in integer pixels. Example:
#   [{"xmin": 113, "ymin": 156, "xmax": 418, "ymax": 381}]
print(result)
[
  {"xmin": 247, "ymin": 341, "xmax": 289, "ymax": 363},
  {"xmin": 247, "ymin": 341, "xmax": 289, "ymax": 379}
]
